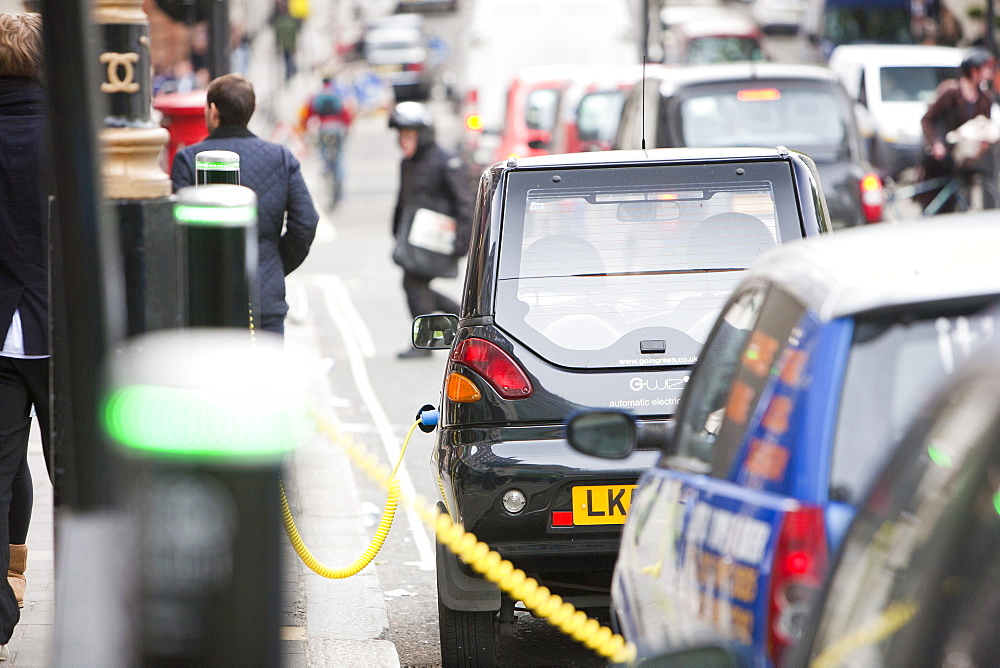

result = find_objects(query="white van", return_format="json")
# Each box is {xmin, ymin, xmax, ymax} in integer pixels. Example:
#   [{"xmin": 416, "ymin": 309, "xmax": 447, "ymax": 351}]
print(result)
[
  {"xmin": 455, "ymin": 0, "xmax": 639, "ymax": 177},
  {"xmin": 828, "ymin": 44, "xmax": 962, "ymax": 177}
]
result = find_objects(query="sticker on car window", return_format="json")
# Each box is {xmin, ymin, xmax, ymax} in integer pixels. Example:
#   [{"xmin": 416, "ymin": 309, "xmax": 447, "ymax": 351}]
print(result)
[{"xmin": 743, "ymin": 330, "xmax": 779, "ymax": 377}]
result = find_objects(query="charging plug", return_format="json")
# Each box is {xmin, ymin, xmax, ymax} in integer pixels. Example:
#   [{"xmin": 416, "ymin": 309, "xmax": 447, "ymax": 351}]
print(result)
[{"xmin": 416, "ymin": 404, "xmax": 439, "ymax": 433}]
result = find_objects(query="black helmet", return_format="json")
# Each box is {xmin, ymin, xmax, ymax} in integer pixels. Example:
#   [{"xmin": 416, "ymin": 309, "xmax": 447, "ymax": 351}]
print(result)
[
  {"xmin": 961, "ymin": 48, "xmax": 995, "ymax": 76},
  {"xmin": 388, "ymin": 101, "xmax": 434, "ymax": 130}
]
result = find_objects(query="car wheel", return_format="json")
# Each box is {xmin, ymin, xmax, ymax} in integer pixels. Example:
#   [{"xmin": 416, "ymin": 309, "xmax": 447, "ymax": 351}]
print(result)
[{"xmin": 438, "ymin": 596, "xmax": 497, "ymax": 667}]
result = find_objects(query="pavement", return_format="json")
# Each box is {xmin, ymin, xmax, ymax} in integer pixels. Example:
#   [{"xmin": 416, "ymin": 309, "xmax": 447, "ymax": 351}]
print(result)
[
  {"xmin": 6, "ymin": 313, "xmax": 400, "ymax": 667},
  {"xmin": 4, "ymin": 5, "xmax": 407, "ymax": 665}
]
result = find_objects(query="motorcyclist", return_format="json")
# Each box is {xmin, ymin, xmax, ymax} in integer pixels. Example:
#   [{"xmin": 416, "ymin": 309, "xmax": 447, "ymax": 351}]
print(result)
[{"xmin": 918, "ymin": 48, "xmax": 997, "ymax": 212}]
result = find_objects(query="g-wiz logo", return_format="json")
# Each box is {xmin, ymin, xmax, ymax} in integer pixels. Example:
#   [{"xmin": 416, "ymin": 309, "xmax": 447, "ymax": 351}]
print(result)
[{"xmin": 629, "ymin": 376, "xmax": 689, "ymax": 392}]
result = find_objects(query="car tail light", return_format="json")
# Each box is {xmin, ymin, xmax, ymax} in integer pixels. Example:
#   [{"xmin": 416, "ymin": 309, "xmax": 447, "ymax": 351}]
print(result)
[
  {"xmin": 767, "ymin": 505, "xmax": 827, "ymax": 665},
  {"xmin": 861, "ymin": 172, "xmax": 884, "ymax": 223},
  {"xmin": 451, "ymin": 338, "xmax": 533, "ymax": 399},
  {"xmin": 405, "ymin": 62, "xmax": 424, "ymax": 73}
]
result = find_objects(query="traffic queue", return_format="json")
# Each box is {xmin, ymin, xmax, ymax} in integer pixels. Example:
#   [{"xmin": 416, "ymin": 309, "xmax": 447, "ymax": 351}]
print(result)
[{"xmin": 405, "ymin": 4, "xmax": 1000, "ymax": 664}]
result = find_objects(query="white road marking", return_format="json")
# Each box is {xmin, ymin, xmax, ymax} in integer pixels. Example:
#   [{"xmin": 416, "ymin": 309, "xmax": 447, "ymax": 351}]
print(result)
[{"xmin": 314, "ymin": 274, "xmax": 437, "ymax": 571}]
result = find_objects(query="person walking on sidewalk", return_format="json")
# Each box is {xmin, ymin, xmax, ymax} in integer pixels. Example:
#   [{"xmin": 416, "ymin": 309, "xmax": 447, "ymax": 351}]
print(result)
[
  {"xmin": 388, "ymin": 102, "xmax": 474, "ymax": 359},
  {"xmin": 172, "ymin": 73, "xmax": 319, "ymax": 337},
  {"xmin": 0, "ymin": 11, "xmax": 51, "ymax": 658}
]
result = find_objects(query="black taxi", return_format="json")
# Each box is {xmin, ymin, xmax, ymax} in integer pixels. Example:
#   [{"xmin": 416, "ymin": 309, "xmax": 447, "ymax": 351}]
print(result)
[{"xmin": 411, "ymin": 147, "xmax": 832, "ymax": 665}]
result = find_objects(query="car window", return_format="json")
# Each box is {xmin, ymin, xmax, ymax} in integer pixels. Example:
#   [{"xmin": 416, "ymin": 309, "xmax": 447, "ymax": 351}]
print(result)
[
  {"xmin": 576, "ymin": 91, "xmax": 627, "ymax": 142},
  {"xmin": 496, "ymin": 162, "xmax": 802, "ymax": 369},
  {"xmin": 678, "ymin": 84, "xmax": 849, "ymax": 155},
  {"xmin": 878, "ymin": 65, "xmax": 957, "ymax": 104},
  {"xmin": 829, "ymin": 303, "xmax": 1000, "ymax": 505},
  {"xmin": 807, "ymin": 375, "xmax": 1000, "ymax": 666},
  {"xmin": 525, "ymin": 88, "xmax": 560, "ymax": 131}
]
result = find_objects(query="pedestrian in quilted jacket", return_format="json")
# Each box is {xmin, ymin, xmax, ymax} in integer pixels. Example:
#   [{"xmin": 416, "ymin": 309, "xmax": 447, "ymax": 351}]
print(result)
[{"xmin": 172, "ymin": 73, "xmax": 319, "ymax": 336}]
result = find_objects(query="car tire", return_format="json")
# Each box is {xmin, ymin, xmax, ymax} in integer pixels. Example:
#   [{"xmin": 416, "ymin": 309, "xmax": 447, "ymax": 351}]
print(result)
[{"xmin": 438, "ymin": 596, "xmax": 497, "ymax": 667}]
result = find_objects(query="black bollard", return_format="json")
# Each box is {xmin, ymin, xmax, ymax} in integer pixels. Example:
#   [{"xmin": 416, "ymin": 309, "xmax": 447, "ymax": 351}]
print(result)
[
  {"xmin": 196, "ymin": 149, "xmax": 240, "ymax": 186},
  {"xmin": 174, "ymin": 184, "xmax": 259, "ymax": 329},
  {"xmin": 102, "ymin": 329, "xmax": 306, "ymax": 666}
]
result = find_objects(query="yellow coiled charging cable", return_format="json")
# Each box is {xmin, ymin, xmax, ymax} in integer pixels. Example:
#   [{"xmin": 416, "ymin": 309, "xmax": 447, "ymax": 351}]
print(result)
[
  {"xmin": 282, "ymin": 414, "xmax": 638, "ymax": 665},
  {"xmin": 279, "ymin": 420, "xmax": 417, "ymax": 579}
]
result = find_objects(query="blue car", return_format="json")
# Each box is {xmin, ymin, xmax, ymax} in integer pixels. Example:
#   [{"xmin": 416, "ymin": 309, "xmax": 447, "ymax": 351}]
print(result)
[{"xmin": 566, "ymin": 214, "xmax": 1000, "ymax": 666}]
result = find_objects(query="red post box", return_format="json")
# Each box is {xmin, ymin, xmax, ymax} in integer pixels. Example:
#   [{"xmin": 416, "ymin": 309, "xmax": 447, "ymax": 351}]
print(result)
[{"xmin": 153, "ymin": 89, "xmax": 209, "ymax": 175}]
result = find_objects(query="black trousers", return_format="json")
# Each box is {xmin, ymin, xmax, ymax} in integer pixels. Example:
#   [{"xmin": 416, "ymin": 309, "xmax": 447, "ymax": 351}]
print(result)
[
  {"xmin": 0, "ymin": 356, "xmax": 49, "ymax": 642},
  {"xmin": 402, "ymin": 271, "xmax": 460, "ymax": 319}
]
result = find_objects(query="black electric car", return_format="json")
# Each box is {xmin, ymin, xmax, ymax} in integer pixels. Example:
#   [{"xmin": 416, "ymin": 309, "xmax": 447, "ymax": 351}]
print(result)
[{"xmin": 412, "ymin": 147, "xmax": 832, "ymax": 665}]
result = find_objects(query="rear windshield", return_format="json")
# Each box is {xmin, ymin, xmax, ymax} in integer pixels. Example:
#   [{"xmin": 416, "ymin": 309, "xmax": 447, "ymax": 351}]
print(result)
[
  {"xmin": 879, "ymin": 65, "xmax": 958, "ymax": 104},
  {"xmin": 830, "ymin": 302, "xmax": 1000, "ymax": 504},
  {"xmin": 496, "ymin": 161, "xmax": 803, "ymax": 369},
  {"xmin": 686, "ymin": 37, "xmax": 766, "ymax": 65},
  {"xmin": 678, "ymin": 84, "xmax": 849, "ymax": 156}
]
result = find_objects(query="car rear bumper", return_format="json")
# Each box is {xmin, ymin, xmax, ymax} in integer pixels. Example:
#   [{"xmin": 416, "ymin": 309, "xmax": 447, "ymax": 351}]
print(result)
[{"xmin": 436, "ymin": 425, "xmax": 660, "ymax": 568}]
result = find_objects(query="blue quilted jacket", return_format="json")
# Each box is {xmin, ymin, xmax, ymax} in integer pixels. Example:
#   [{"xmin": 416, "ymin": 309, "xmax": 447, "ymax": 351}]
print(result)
[{"xmin": 172, "ymin": 125, "xmax": 318, "ymax": 329}]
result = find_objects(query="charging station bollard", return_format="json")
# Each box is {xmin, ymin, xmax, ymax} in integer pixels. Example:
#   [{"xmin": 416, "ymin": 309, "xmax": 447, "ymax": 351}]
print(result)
[
  {"xmin": 174, "ymin": 184, "xmax": 259, "ymax": 329},
  {"xmin": 102, "ymin": 329, "xmax": 307, "ymax": 665},
  {"xmin": 196, "ymin": 149, "xmax": 240, "ymax": 186}
]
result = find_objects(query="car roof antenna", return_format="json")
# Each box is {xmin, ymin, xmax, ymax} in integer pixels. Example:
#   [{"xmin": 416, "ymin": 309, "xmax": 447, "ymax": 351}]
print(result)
[{"xmin": 641, "ymin": 56, "xmax": 647, "ymax": 152}]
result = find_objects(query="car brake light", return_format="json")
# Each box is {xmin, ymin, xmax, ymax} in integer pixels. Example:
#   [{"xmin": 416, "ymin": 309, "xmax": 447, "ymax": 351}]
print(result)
[
  {"xmin": 445, "ymin": 372, "xmax": 481, "ymax": 403},
  {"xmin": 737, "ymin": 88, "xmax": 780, "ymax": 102},
  {"xmin": 768, "ymin": 505, "xmax": 827, "ymax": 666},
  {"xmin": 405, "ymin": 62, "xmax": 424, "ymax": 72},
  {"xmin": 451, "ymin": 338, "xmax": 533, "ymax": 399},
  {"xmin": 861, "ymin": 172, "xmax": 884, "ymax": 223}
]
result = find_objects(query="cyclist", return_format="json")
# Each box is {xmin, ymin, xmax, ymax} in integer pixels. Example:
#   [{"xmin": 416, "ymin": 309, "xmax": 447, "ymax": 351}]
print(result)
[
  {"xmin": 300, "ymin": 75, "xmax": 353, "ymax": 209},
  {"xmin": 918, "ymin": 48, "xmax": 997, "ymax": 213}
]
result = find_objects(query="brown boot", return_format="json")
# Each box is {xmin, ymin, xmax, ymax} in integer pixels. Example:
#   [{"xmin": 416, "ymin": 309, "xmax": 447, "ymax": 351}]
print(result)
[{"xmin": 8, "ymin": 544, "xmax": 26, "ymax": 608}]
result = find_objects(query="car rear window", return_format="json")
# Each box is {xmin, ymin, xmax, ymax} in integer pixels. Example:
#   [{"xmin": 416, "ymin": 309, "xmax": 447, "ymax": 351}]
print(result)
[
  {"xmin": 678, "ymin": 84, "xmax": 849, "ymax": 156},
  {"xmin": 495, "ymin": 161, "xmax": 803, "ymax": 369},
  {"xmin": 879, "ymin": 65, "xmax": 957, "ymax": 103},
  {"xmin": 829, "ymin": 301, "xmax": 1000, "ymax": 504}
]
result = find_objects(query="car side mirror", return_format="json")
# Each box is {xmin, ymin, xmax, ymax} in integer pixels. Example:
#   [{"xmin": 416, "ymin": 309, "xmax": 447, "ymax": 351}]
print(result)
[
  {"xmin": 565, "ymin": 410, "xmax": 638, "ymax": 459},
  {"xmin": 527, "ymin": 129, "xmax": 552, "ymax": 150},
  {"xmin": 412, "ymin": 314, "xmax": 459, "ymax": 349}
]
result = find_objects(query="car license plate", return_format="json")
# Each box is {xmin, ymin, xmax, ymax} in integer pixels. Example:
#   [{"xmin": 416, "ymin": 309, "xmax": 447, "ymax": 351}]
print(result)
[
  {"xmin": 571, "ymin": 485, "xmax": 635, "ymax": 525},
  {"xmin": 374, "ymin": 63, "xmax": 402, "ymax": 74}
]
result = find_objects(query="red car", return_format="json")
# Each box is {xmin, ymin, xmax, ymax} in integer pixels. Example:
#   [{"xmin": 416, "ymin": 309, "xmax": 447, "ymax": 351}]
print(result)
[{"xmin": 491, "ymin": 64, "xmax": 582, "ymax": 164}]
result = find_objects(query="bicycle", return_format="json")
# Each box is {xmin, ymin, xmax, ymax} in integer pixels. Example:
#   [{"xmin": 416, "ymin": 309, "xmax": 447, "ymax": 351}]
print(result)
[
  {"xmin": 316, "ymin": 125, "xmax": 345, "ymax": 212},
  {"xmin": 886, "ymin": 167, "xmax": 1000, "ymax": 218}
]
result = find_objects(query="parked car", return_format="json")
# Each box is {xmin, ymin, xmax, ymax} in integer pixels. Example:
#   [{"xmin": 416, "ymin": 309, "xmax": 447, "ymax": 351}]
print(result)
[
  {"xmin": 455, "ymin": 0, "xmax": 638, "ymax": 179},
  {"xmin": 362, "ymin": 17, "xmax": 432, "ymax": 101},
  {"xmin": 662, "ymin": 15, "xmax": 768, "ymax": 65},
  {"xmin": 412, "ymin": 146, "xmax": 832, "ymax": 665},
  {"xmin": 548, "ymin": 64, "xmax": 644, "ymax": 155},
  {"xmin": 828, "ymin": 44, "xmax": 962, "ymax": 178},
  {"xmin": 616, "ymin": 63, "xmax": 884, "ymax": 228},
  {"xmin": 792, "ymin": 330, "xmax": 1000, "ymax": 667},
  {"xmin": 565, "ymin": 214, "xmax": 1000, "ymax": 666}
]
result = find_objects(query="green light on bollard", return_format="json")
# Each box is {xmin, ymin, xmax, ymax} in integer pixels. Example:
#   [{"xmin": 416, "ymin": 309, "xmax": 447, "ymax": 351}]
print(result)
[
  {"xmin": 174, "ymin": 204, "xmax": 256, "ymax": 226},
  {"xmin": 102, "ymin": 330, "xmax": 308, "ymax": 463},
  {"xmin": 103, "ymin": 384, "xmax": 305, "ymax": 461}
]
